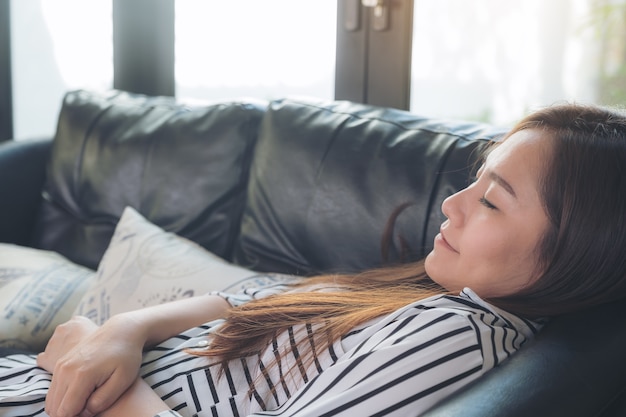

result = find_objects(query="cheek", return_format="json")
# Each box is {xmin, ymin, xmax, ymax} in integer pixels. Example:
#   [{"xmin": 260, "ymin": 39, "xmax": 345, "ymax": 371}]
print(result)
[
  {"xmin": 425, "ymin": 218, "xmax": 547, "ymax": 294},
  {"xmin": 467, "ymin": 229, "xmax": 534, "ymax": 274},
  {"xmin": 467, "ymin": 230, "xmax": 543, "ymax": 290}
]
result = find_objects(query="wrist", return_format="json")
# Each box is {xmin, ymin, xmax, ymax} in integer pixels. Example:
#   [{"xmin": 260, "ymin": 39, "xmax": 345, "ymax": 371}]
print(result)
[
  {"xmin": 104, "ymin": 294, "xmax": 230, "ymax": 349},
  {"xmin": 105, "ymin": 312, "xmax": 152, "ymax": 349}
]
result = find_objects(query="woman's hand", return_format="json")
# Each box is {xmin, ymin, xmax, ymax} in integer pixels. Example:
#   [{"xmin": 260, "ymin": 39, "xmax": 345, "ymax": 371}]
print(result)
[
  {"xmin": 37, "ymin": 294, "xmax": 229, "ymax": 417},
  {"xmin": 37, "ymin": 316, "xmax": 99, "ymax": 372},
  {"xmin": 37, "ymin": 314, "xmax": 146, "ymax": 417}
]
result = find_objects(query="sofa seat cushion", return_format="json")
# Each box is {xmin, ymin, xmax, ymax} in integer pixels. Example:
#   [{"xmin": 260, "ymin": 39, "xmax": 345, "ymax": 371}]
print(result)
[
  {"xmin": 234, "ymin": 98, "xmax": 505, "ymax": 275},
  {"xmin": 32, "ymin": 90, "xmax": 267, "ymax": 269}
]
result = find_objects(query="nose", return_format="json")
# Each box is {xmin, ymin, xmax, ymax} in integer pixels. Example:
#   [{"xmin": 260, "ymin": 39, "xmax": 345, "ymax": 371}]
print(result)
[{"xmin": 441, "ymin": 187, "xmax": 467, "ymax": 224}]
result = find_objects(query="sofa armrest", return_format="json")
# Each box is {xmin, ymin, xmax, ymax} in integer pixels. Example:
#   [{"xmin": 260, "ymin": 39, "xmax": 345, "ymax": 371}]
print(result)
[
  {"xmin": 0, "ymin": 138, "xmax": 52, "ymax": 245},
  {"xmin": 422, "ymin": 300, "xmax": 626, "ymax": 417}
]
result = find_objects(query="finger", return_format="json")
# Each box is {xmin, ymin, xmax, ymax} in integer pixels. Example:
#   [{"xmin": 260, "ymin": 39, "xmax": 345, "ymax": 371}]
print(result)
[
  {"xmin": 59, "ymin": 377, "xmax": 100, "ymax": 417},
  {"xmin": 79, "ymin": 409, "xmax": 95, "ymax": 417},
  {"xmin": 42, "ymin": 349, "xmax": 78, "ymax": 416},
  {"xmin": 51, "ymin": 367, "xmax": 100, "ymax": 417},
  {"xmin": 35, "ymin": 352, "xmax": 48, "ymax": 370},
  {"xmin": 45, "ymin": 370, "xmax": 69, "ymax": 417},
  {"xmin": 36, "ymin": 352, "xmax": 60, "ymax": 374},
  {"xmin": 84, "ymin": 369, "xmax": 138, "ymax": 415},
  {"xmin": 37, "ymin": 332, "xmax": 66, "ymax": 373}
]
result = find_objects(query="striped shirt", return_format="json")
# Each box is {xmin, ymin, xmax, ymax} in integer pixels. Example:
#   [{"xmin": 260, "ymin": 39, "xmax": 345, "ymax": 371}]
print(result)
[{"xmin": 0, "ymin": 285, "xmax": 541, "ymax": 417}]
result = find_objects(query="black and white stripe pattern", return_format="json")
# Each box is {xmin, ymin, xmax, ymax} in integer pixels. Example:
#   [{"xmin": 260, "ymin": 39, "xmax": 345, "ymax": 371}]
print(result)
[{"xmin": 0, "ymin": 287, "xmax": 540, "ymax": 417}]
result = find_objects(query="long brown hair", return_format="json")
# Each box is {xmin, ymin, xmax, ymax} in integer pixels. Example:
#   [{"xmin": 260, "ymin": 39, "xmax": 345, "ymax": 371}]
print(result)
[
  {"xmin": 195, "ymin": 103, "xmax": 626, "ymax": 366},
  {"xmin": 488, "ymin": 103, "xmax": 626, "ymax": 317},
  {"xmin": 196, "ymin": 263, "xmax": 446, "ymax": 365}
]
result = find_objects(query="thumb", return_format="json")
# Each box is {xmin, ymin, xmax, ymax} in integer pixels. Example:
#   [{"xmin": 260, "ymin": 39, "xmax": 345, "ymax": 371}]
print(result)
[{"xmin": 36, "ymin": 352, "xmax": 52, "ymax": 373}]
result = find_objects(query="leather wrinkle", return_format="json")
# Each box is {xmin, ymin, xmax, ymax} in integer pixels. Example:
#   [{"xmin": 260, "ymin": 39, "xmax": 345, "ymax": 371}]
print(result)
[
  {"xmin": 255, "ymin": 167, "xmax": 307, "ymax": 270},
  {"xmin": 73, "ymin": 103, "xmax": 115, "ymax": 215},
  {"xmin": 304, "ymin": 112, "xmax": 352, "ymax": 253},
  {"xmin": 137, "ymin": 104, "xmax": 168, "ymax": 216},
  {"xmin": 153, "ymin": 102, "xmax": 262, "ymax": 258},
  {"xmin": 42, "ymin": 101, "xmax": 117, "ymax": 226},
  {"xmin": 222, "ymin": 103, "xmax": 264, "ymax": 249},
  {"xmin": 281, "ymin": 98, "xmax": 495, "ymax": 140},
  {"xmin": 238, "ymin": 107, "xmax": 316, "ymax": 273},
  {"xmin": 39, "ymin": 189, "xmax": 118, "ymax": 227}
]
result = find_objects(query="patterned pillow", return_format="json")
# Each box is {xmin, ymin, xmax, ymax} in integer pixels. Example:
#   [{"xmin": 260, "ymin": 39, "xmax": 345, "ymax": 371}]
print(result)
[
  {"xmin": 73, "ymin": 206, "xmax": 292, "ymax": 325},
  {"xmin": 0, "ymin": 244, "xmax": 95, "ymax": 351}
]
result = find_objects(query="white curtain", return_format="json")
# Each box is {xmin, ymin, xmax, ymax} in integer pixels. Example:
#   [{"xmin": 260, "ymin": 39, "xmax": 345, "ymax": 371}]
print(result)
[{"xmin": 410, "ymin": 0, "xmax": 626, "ymax": 125}]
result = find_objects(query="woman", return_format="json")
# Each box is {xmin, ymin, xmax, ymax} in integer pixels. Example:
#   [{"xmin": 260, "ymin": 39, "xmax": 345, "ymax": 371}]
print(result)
[{"xmin": 1, "ymin": 103, "xmax": 626, "ymax": 417}]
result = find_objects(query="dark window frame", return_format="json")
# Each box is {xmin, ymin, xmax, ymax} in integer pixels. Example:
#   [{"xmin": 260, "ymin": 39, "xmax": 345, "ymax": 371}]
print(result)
[
  {"xmin": 113, "ymin": 0, "xmax": 175, "ymax": 96},
  {"xmin": 0, "ymin": 0, "xmax": 13, "ymax": 141},
  {"xmin": 335, "ymin": 0, "xmax": 414, "ymax": 110}
]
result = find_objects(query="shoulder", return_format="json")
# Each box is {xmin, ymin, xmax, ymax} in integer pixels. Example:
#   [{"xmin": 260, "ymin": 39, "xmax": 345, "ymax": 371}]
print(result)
[
  {"xmin": 408, "ymin": 288, "xmax": 542, "ymax": 368},
  {"xmin": 412, "ymin": 288, "xmax": 542, "ymax": 334},
  {"xmin": 363, "ymin": 289, "xmax": 542, "ymax": 365},
  {"xmin": 331, "ymin": 297, "xmax": 490, "ymax": 410}
]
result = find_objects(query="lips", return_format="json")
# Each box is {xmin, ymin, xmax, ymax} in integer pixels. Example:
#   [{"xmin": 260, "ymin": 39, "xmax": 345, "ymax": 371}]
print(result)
[{"xmin": 436, "ymin": 229, "xmax": 459, "ymax": 253}]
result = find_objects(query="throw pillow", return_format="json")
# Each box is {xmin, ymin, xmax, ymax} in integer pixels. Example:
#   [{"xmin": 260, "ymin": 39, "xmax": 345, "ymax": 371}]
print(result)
[
  {"xmin": 74, "ymin": 207, "xmax": 294, "ymax": 325},
  {"xmin": 0, "ymin": 244, "xmax": 96, "ymax": 351}
]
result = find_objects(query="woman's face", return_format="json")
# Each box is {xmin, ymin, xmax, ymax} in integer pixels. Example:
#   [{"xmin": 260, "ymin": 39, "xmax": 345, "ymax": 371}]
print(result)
[{"xmin": 425, "ymin": 129, "xmax": 552, "ymax": 298}]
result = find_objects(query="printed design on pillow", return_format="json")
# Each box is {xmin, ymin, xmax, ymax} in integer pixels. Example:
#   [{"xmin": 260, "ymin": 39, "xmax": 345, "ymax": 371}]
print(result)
[
  {"xmin": 221, "ymin": 273, "xmax": 297, "ymax": 293},
  {"xmin": 136, "ymin": 287, "xmax": 196, "ymax": 308},
  {"xmin": 0, "ymin": 244, "xmax": 96, "ymax": 351},
  {"xmin": 137, "ymin": 233, "xmax": 221, "ymax": 279},
  {"xmin": 74, "ymin": 207, "xmax": 298, "ymax": 325},
  {"xmin": 80, "ymin": 230, "xmax": 214, "ymax": 314}
]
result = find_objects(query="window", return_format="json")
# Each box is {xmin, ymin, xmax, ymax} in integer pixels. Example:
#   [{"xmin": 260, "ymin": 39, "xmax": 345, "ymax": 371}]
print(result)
[
  {"xmin": 10, "ymin": 0, "xmax": 113, "ymax": 139},
  {"xmin": 175, "ymin": 1, "xmax": 337, "ymax": 102},
  {"xmin": 6, "ymin": 0, "xmax": 626, "ymax": 139},
  {"xmin": 410, "ymin": 0, "xmax": 626, "ymax": 125}
]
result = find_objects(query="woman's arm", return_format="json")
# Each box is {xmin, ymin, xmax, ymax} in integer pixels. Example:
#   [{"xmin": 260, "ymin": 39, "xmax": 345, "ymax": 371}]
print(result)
[
  {"xmin": 120, "ymin": 293, "xmax": 231, "ymax": 348},
  {"xmin": 38, "ymin": 293, "xmax": 230, "ymax": 417},
  {"xmin": 95, "ymin": 377, "xmax": 173, "ymax": 417}
]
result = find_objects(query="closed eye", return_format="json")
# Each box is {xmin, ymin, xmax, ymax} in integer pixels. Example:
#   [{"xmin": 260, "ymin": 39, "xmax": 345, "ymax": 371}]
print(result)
[{"xmin": 479, "ymin": 196, "xmax": 497, "ymax": 210}]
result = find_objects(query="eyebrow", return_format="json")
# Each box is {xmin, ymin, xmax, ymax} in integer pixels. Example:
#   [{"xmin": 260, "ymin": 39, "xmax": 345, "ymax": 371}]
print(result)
[{"xmin": 488, "ymin": 171, "xmax": 517, "ymax": 198}]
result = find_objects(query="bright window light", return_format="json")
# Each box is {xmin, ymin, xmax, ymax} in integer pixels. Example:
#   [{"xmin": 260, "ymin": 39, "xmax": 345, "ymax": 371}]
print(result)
[
  {"xmin": 175, "ymin": 1, "xmax": 337, "ymax": 102},
  {"xmin": 410, "ymin": 0, "xmax": 603, "ymax": 125}
]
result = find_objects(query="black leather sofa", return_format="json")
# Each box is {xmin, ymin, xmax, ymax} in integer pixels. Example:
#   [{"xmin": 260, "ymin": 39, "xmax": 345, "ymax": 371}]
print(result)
[{"xmin": 1, "ymin": 90, "xmax": 625, "ymax": 416}]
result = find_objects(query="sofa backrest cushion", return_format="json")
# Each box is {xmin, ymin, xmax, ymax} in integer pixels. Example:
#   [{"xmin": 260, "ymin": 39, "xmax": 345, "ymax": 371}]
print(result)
[
  {"xmin": 233, "ymin": 98, "xmax": 506, "ymax": 275},
  {"xmin": 32, "ymin": 90, "xmax": 266, "ymax": 269}
]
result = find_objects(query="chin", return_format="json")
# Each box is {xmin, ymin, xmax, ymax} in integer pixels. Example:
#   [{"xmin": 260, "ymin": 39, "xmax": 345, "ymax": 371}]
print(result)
[
  {"xmin": 424, "ymin": 252, "xmax": 437, "ymax": 279},
  {"xmin": 424, "ymin": 251, "xmax": 454, "ymax": 291}
]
